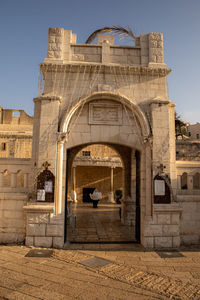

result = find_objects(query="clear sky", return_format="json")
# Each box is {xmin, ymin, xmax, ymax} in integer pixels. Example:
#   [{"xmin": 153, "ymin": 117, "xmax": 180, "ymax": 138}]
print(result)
[{"xmin": 0, "ymin": 0, "xmax": 199, "ymax": 124}]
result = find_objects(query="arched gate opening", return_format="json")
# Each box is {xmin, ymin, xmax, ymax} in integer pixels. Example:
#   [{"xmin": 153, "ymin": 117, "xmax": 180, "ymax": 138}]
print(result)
[{"xmin": 64, "ymin": 142, "xmax": 141, "ymax": 244}]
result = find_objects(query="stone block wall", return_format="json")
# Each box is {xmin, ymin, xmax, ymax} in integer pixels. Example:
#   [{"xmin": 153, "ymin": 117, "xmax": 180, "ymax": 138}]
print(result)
[
  {"xmin": 177, "ymin": 195, "xmax": 200, "ymax": 245},
  {"xmin": 0, "ymin": 193, "xmax": 27, "ymax": 244},
  {"xmin": 143, "ymin": 204, "xmax": 182, "ymax": 248},
  {"xmin": 24, "ymin": 205, "xmax": 64, "ymax": 249},
  {"xmin": 121, "ymin": 199, "xmax": 136, "ymax": 227}
]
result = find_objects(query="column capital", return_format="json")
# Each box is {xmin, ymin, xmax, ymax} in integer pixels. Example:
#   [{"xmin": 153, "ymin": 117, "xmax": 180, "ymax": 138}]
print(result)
[{"xmin": 57, "ymin": 132, "xmax": 67, "ymax": 143}]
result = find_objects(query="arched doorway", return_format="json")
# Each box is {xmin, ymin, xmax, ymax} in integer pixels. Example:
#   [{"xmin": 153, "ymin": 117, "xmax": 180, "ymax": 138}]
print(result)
[
  {"xmin": 55, "ymin": 92, "xmax": 151, "ymax": 246},
  {"xmin": 64, "ymin": 142, "xmax": 141, "ymax": 244}
]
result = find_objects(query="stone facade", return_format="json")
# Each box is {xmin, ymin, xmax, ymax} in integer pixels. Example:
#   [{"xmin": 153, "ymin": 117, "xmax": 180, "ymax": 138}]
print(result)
[{"xmin": 1, "ymin": 28, "xmax": 200, "ymax": 249}]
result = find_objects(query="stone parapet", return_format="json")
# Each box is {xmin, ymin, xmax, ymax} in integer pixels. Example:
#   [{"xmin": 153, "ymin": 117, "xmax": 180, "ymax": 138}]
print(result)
[
  {"xmin": 44, "ymin": 29, "xmax": 167, "ymax": 68},
  {"xmin": 24, "ymin": 204, "xmax": 64, "ymax": 249},
  {"xmin": 143, "ymin": 204, "xmax": 182, "ymax": 248}
]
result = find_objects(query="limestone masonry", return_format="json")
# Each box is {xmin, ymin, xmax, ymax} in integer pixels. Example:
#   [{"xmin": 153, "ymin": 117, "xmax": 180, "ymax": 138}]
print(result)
[{"xmin": 0, "ymin": 28, "xmax": 199, "ymax": 248}]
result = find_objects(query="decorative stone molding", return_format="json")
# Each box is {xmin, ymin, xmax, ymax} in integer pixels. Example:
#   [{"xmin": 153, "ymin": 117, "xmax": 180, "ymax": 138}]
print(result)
[
  {"xmin": 46, "ymin": 28, "xmax": 64, "ymax": 60},
  {"xmin": 149, "ymin": 96, "xmax": 171, "ymax": 105},
  {"xmin": 57, "ymin": 132, "xmax": 67, "ymax": 143},
  {"xmin": 40, "ymin": 63, "xmax": 171, "ymax": 77},
  {"xmin": 33, "ymin": 94, "xmax": 62, "ymax": 103}
]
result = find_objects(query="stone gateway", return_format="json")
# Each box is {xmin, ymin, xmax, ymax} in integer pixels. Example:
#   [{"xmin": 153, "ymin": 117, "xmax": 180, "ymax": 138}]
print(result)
[{"xmin": 0, "ymin": 28, "xmax": 200, "ymax": 248}]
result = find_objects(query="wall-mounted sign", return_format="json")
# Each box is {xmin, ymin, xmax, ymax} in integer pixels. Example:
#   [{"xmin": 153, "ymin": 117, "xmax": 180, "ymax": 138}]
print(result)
[
  {"xmin": 37, "ymin": 189, "xmax": 45, "ymax": 201},
  {"xmin": 44, "ymin": 181, "xmax": 53, "ymax": 193},
  {"xmin": 36, "ymin": 168, "xmax": 55, "ymax": 202},
  {"xmin": 155, "ymin": 179, "xmax": 165, "ymax": 196},
  {"xmin": 154, "ymin": 174, "xmax": 171, "ymax": 204}
]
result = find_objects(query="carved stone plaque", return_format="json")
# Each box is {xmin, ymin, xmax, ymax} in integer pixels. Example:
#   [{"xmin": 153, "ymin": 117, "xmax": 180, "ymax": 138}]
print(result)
[{"xmin": 89, "ymin": 103, "xmax": 122, "ymax": 125}]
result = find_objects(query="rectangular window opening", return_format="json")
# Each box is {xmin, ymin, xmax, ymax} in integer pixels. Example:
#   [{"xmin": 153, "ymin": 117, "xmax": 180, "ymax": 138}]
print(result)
[
  {"xmin": 13, "ymin": 111, "xmax": 20, "ymax": 117},
  {"xmin": 2, "ymin": 143, "xmax": 6, "ymax": 151},
  {"xmin": 82, "ymin": 151, "xmax": 91, "ymax": 157}
]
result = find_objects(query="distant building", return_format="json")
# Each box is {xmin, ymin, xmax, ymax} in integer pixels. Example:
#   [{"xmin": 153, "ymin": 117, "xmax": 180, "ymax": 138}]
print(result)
[
  {"xmin": 0, "ymin": 106, "xmax": 33, "ymax": 158},
  {"xmin": 187, "ymin": 123, "xmax": 200, "ymax": 140}
]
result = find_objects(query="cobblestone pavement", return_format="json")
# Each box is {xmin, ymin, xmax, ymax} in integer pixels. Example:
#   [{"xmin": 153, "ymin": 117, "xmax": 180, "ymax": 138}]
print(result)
[
  {"xmin": 68, "ymin": 203, "xmax": 135, "ymax": 243},
  {"xmin": 0, "ymin": 244, "xmax": 200, "ymax": 299}
]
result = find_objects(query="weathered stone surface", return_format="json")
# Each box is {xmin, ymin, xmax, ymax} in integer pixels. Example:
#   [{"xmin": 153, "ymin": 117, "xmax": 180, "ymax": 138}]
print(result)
[
  {"xmin": 181, "ymin": 235, "xmax": 199, "ymax": 245},
  {"xmin": 27, "ymin": 224, "xmax": 46, "ymax": 237},
  {"xmin": 26, "ymin": 236, "xmax": 34, "ymax": 247},
  {"xmin": 143, "ymin": 237, "xmax": 154, "ymax": 248},
  {"xmin": 34, "ymin": 237, "xmax": 52, "ymax": 248},
  {"xmin": 27, "ymin": 213, "xmax": 49, "ymax": 224},
  {"xmin": 46, "ymin": 224, "xmax": 63, "ymax": 237},
  {"xmin": 171, "ymin": 214, "xmax": 180, "ymax": 225},
  {"xmin": 144, "ymin": 225, "xmax": 162, "ymax": 237},
  {"xmin": 172, "ymin": 236, "xmax": 180, "ymax": 248},
  {"xmin": 155, "ymin": 237, "xmax": 172, "ymax": 248},
  {"xmin": 162, "ymin": 225, "xmax": 179, "ymax": 237},
  {"xmin": 53, "ymin": 237, "xmax": 64, "ymax": 249},
  {"xmin": 157, "ymin": 214, "xmax": 171, "ymax": 225}
]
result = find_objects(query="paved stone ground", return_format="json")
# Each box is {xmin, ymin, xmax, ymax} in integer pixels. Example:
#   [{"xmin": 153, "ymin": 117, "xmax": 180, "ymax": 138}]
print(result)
[
  {"xmin": 68, "ymin": 203, "xmax": 135, "ymax": 243},
  {"xmin": 0, "ymin": 244, "xmax": 200, "ymax": 299}
]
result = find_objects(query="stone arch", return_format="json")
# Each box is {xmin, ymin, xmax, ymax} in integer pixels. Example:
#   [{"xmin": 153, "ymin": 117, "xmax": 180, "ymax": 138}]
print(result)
[
  {"xmin": 181, "ymin": 172, "xmax": 188, "ymax": 189},
  {"xmin": 60, "ymin": 91, "xmax": 150, "ymax": 139},
  {"xmin": 55, "ymin": 91, "xmax": 152, "ymax": 246}
]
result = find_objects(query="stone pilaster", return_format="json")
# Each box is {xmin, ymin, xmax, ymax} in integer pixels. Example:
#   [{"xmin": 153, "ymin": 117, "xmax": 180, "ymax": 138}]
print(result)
[
  {"xmin": 150, "ymin": 99, "xmax": 176, "ymax": 189},
  {"xmin": 11, "ymin": 173, "xmax": 17, "ymax": 188},
  {"xmin": 33, "ymin": 95, "xmax": 61, "ymax": 177},
  {"xmin": 0, "ymin": 172, "xmax": 4, "ymax": 187},
  {"xmin": 46, "ymin": 28, "xmax": 64, "ymax": 61},
  {"xmin": 148, "ymin": 33, "xmax": 165, "ymax": 67}
]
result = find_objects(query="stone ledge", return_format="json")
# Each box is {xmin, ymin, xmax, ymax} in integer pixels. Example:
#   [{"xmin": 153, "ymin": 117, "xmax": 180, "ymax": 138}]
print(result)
[
  {"xmin": 33, "ymin": 94, "xmax": 62, "ymax": 103},
  {"xmin": 23, "ymin": 204, "xmax": 54, "ymax": 213},
  {"xmin": 154, "ymin": 204, "xmax": 183, "ymax": 213},
  {"xmin": 40, "ymin": 63, "xmax": 171, "ymax": 77}
]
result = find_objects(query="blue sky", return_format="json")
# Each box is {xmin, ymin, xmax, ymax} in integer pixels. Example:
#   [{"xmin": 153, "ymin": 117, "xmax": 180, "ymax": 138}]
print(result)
[{"xmin": 0, "ymin": 0, "xmax": 199, "ymax": 123}]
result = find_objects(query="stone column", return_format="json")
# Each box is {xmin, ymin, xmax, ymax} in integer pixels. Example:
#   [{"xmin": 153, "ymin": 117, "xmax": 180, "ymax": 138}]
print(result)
[
  {"xmin": 24, "ymin": 173, "xmax": 28, "ymax": 188},
  {"xmin": 32, "ymin": 95, "xmax": 61, "ymax": 180},
  {"xmin": 11, "ymin": 173, "xmax": 17, "ymax": 188},
  {"xmin": 131, "ymin": 150, "xmax": 136, "ymax": 200},
  {"xmin": 145, "ymin": 143, "xmax": 152, "ymax": 216},
  {"xmin": 55, "ymin": 141, "xmax": 64, "ymax": 215},
  {"xmin": 72, "ymin": 166, "xmax": 77, "ymax": 202},
  {"xmin": 0, "ymin": 172, "xmax": 4, "ymax": 187},
  {"xmin": 109, "ymin": 166, "xmax": 115, "ymax": 203}
]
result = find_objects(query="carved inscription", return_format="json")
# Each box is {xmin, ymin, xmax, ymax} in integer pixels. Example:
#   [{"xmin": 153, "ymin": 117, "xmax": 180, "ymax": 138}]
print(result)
[{"xmin": 89, "ymin": 103, "xmax": 122, "ymax": 125}]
